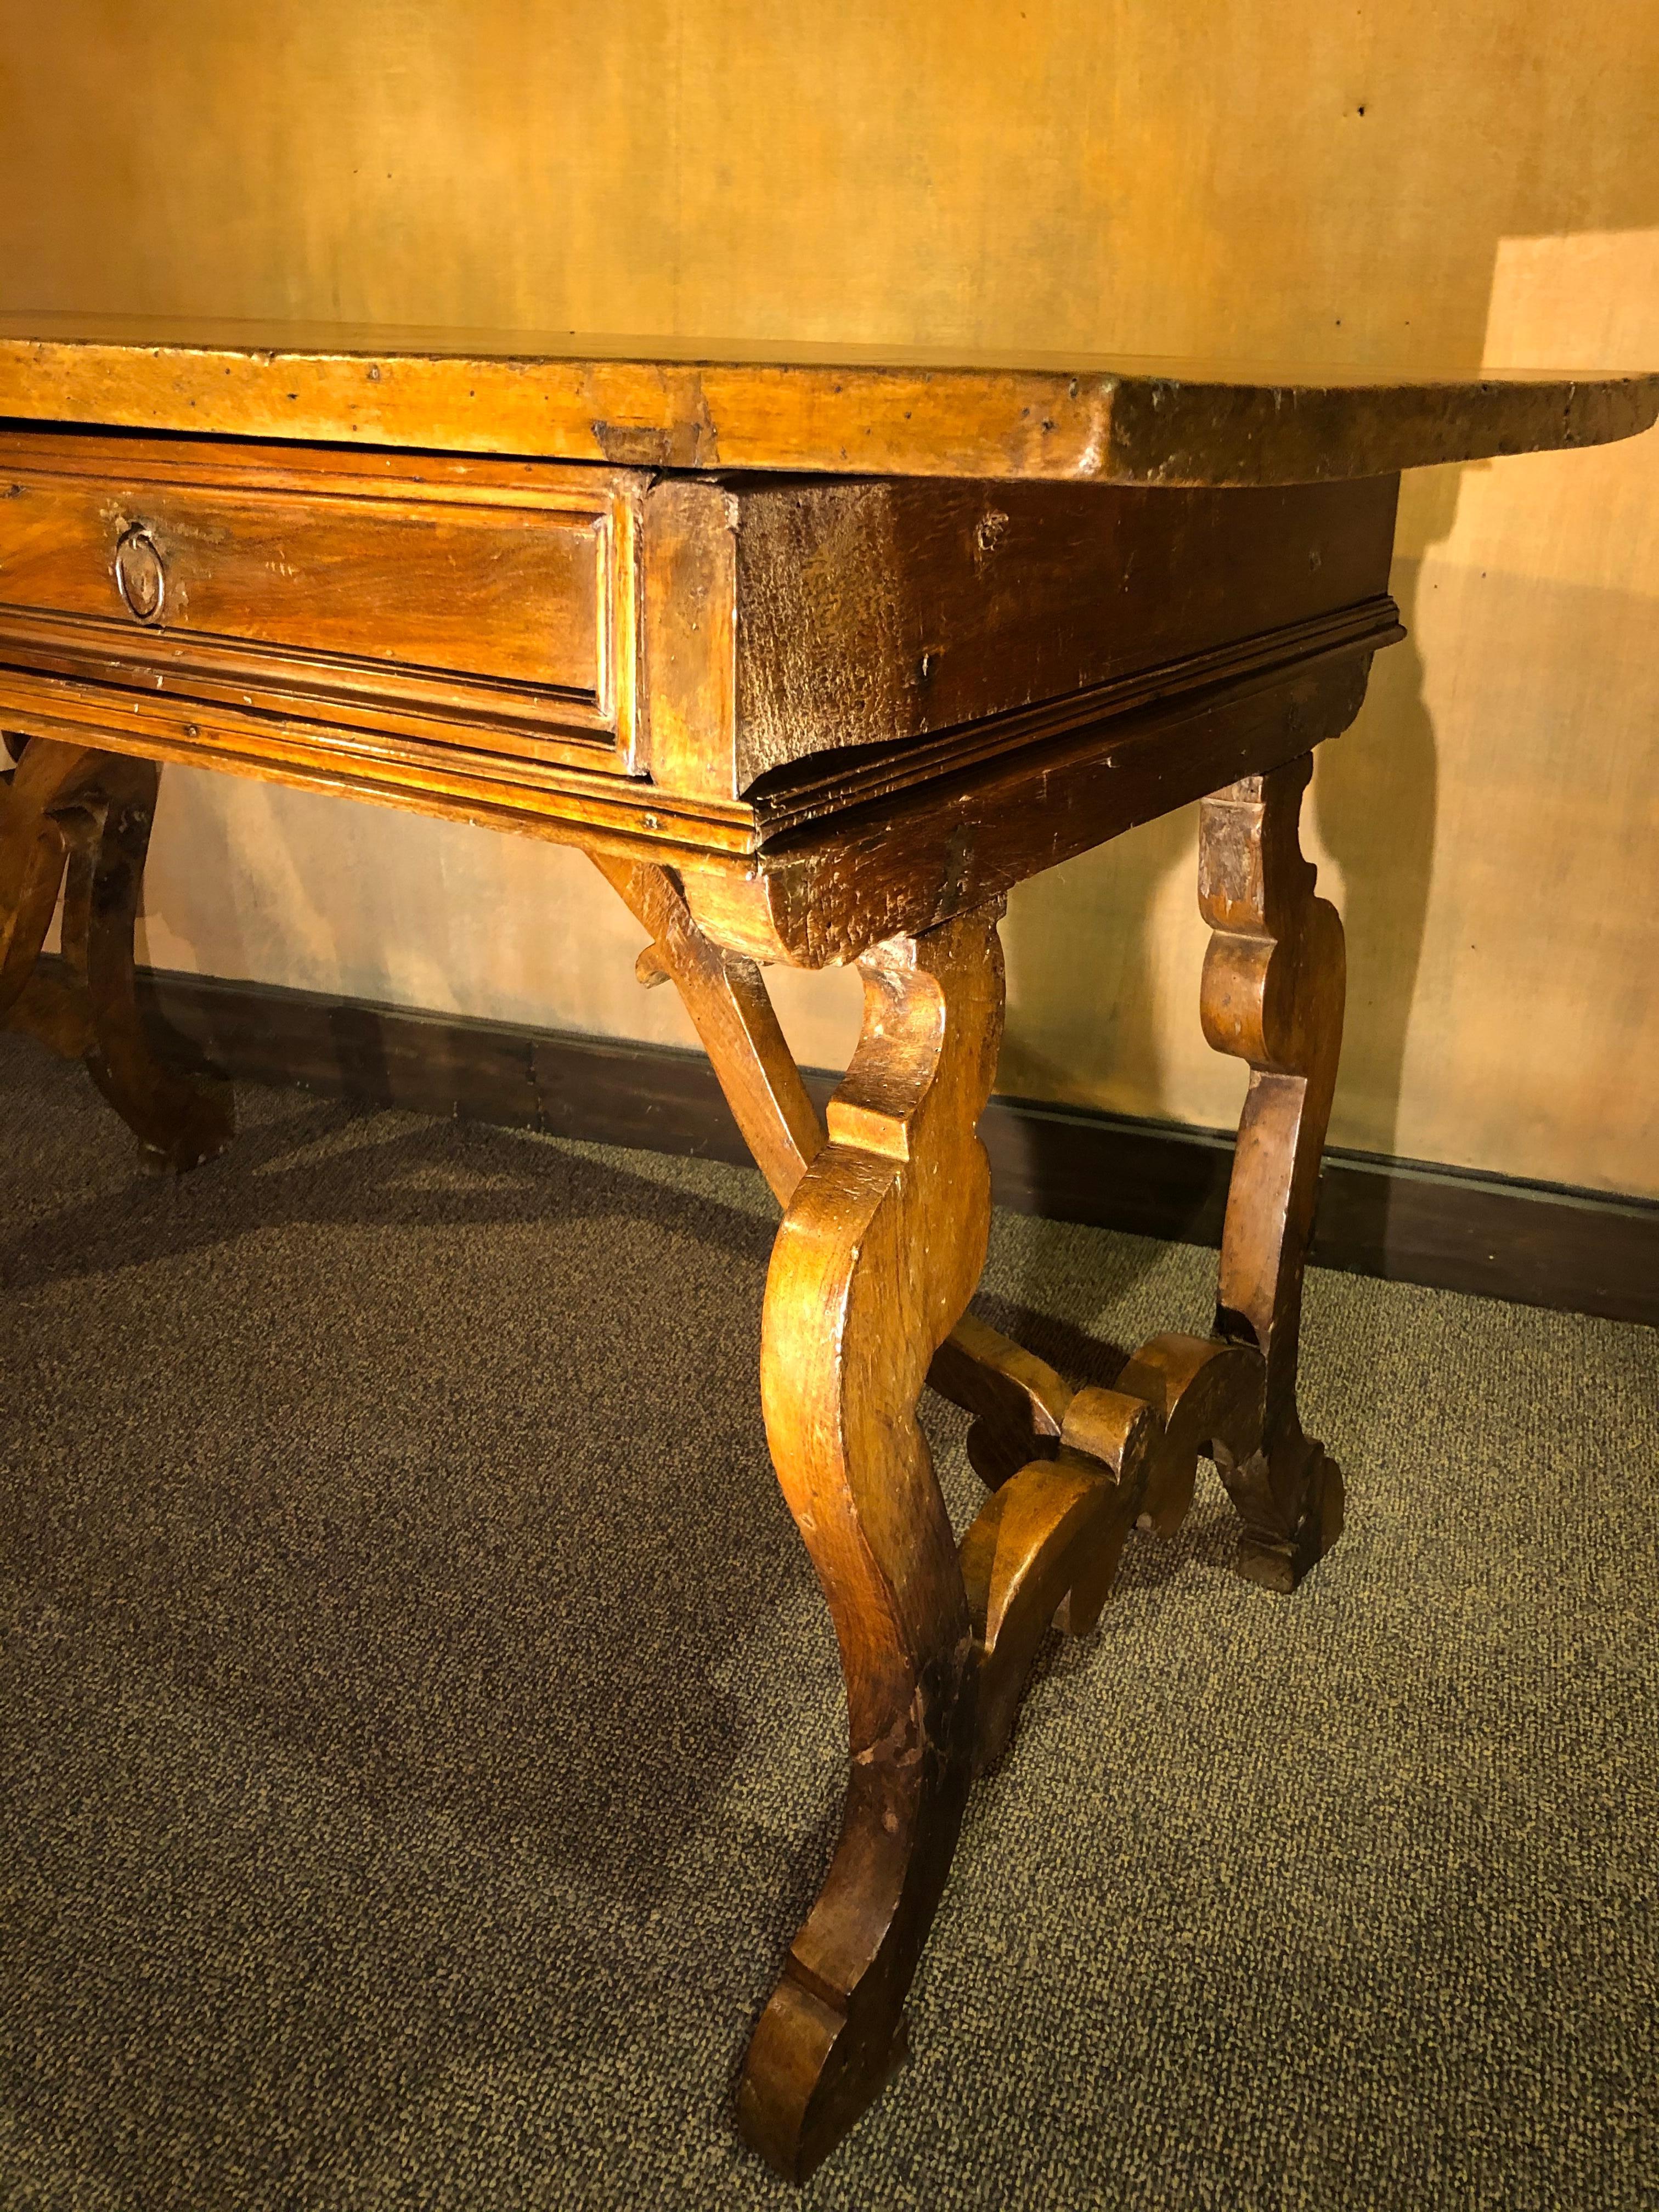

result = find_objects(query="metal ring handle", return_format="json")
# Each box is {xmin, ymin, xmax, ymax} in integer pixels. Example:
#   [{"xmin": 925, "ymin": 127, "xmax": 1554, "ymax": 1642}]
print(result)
[{"xmin": 113, "ymin": 525, "xmax": 167, "ymax": 625}]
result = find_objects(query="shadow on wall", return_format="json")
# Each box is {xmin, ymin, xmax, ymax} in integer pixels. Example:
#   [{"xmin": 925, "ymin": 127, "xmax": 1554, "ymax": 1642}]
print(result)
[
  {"xmin": 1312, "ymin": 472, "xmax": 1453, "ymax": 1165},
  {"xmin": 993, "ymin": 464, "xmax": 1454, "ymax": 1181},
  {"xmin": 986, "ymin": 608, "xmax": 1443, "ymax": 1319},
  {"xmin": 999, "ymin": 230, "xmax": 1659, "ymax": 1208},
  {"xmin": 986, "ymin": 462, "xmax": 1462, "ymax": 1331},
  {"xmin": 135, "ymin": 770, "xmax": 759, "ymax": 1066}
]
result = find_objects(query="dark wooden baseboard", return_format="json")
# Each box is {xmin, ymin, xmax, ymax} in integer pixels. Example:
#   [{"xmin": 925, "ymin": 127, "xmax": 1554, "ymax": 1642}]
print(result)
[{"xmin": 122, "ymin": 963, "xmax": 1657, "ymax": 1330}]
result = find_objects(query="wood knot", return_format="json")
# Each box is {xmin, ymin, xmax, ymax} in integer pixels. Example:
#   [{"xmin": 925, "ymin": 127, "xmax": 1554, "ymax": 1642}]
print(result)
[{"xmin": 973, "ymin": 509, "xmax": 1009, "ymax": 567}]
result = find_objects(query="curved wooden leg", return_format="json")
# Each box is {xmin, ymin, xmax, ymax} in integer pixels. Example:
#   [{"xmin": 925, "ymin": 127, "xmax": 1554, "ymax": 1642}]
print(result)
[
  {"xmin": 927, "ymin": 1310, "xmax": 1075, "ymax": 1489},
  {"xmin": 70, "ymin": 759, "xmax": 235, "ymax": 1170},
  {"xmin": 736, "ymin": 904, "xmax": 1003, "ymax": 2183},
  {"xmin": 0, "ymin": 735, "xmax": 99, "ymax": 1019},
  {"xmin": 1199, "ymin": 755, "xmax": 1346, "ymax": 1590},
  {"xmin": 1115, "ymin": 1333, "xmax": 1266, "ymax": 1538},
  {"xmin": 961, "ymin": 1388, "xmax": 1155, "ymax": 1771},
  {"xmin": 593, "ymin": 850, "xmax": 1075, "ymax": 1484},
  {"xmin": 1, "ymin": 736, "xmax": 233, "ymax": 1171}
]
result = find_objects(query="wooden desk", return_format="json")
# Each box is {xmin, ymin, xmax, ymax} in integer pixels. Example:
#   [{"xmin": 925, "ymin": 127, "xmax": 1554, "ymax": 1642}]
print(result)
[{"xmin": 1, "ymin": 319, "xmax": 1653, "ymax": 2182}]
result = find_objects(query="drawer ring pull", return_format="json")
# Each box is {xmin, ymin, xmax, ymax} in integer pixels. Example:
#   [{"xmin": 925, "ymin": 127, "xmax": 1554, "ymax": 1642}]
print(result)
[{"xmin": 113, "ymin": 525, "xmax": 167, "ymax": 625}]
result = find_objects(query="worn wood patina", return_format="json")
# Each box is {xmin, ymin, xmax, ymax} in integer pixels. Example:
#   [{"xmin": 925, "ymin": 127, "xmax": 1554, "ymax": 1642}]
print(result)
[
  {"xmin": 0, "ymin": 321, "xmax": 1652, "ymax": 2182},
  {"xmin": 1, "ymin": 315, "xmax": 1655, "ymax": 483}
]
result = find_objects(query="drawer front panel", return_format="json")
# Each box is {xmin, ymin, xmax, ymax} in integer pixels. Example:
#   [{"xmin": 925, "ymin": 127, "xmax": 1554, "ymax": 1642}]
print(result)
[{"xmin": 0, "ymin": 434, "xmax": 641, "ymax": 769}]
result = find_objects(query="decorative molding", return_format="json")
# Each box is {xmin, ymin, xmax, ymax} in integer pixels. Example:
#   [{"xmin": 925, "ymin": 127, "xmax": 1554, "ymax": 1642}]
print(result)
[
  {"xmin": 746, "ymin": 598, "xmax": 1402, "ymax": 838},
  {"xmin": 102, "ymin": 961, "xmax": 1659, "ymax": 1330}
]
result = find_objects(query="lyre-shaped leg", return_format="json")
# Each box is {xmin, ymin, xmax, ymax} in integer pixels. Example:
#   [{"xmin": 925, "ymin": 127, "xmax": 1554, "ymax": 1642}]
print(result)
[
  {"xmin": 737, "ymin": 906, "xmax": 1003, "ymax": 2181},
  {"xmin": 593, "ymin": 852, "xmax": 1056, "ymax": 1448},
  {"xmin": 1199, "ymin": 755, "xmax": 1346, "ymax": 1589},
  {"xmin": 1, "ymin": 736, "xmax": 233, "ymax": 1170}
]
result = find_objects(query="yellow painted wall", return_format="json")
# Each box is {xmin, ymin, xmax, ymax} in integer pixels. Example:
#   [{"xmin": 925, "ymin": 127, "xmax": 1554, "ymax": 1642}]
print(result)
[{"xmin": 2, "ymin": 1, "xmax": 1656, "ymax": 1193}]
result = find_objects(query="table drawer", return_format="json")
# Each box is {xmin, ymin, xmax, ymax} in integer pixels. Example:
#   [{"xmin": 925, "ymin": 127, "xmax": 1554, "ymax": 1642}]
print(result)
[{"xmin": 0, "ymin": 433, "xmax": 641, "ymax": 770}]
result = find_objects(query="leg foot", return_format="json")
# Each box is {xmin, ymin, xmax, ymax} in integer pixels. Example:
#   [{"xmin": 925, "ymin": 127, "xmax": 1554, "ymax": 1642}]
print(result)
[{"xmin": 1223, "ymin": 1434, "xmax": 1345, "ymax": 1594}]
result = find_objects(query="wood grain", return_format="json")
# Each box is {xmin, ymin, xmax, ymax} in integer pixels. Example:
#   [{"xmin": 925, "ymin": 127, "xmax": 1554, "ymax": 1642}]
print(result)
[
  {"xmin": 0, "ymin": 431, "xmax": 642, "ymax": 771},
  {"xmin": 1, "ymin": 737, "xmax": 233, "ymax": 1168},
  {"xmin": 685, "ymin": 640, "xmax": 1385, "ymax": 967},
  {"xmin": 594, "ymin": 851, "xmax": 1091, "ymax": 1541},
  {"xmin": 0, "ymin": 303, "xmax": 1646, "ymax": 2193},
  {"xmin": 648, "ymin": 473, "xmax": 1398, "ymax": 799},
  {"xmin": 0, "ymin": 319, "xmax": 1653, "ymax": 486},
  {"xmin": 961, "ymin": 1391, "xmax": 1155, "ymax": 1771},
  {"xmin": 1198, "ymin": 758, "xmax": 1347, "ymax": 1590},
  {"xmin": 0, "ymin": 424, "xmax": 1397, "ymax": 904},
  {"xmin": 591, "ymin": 851, "xmax": 822, "ymax": 1204},
  {"xmin": 1113, "ymin": 1334, "xmax": 1268, "ymax": 1538},
  {"xmin": 737, "ymin": 904, "xmax": 1003, "ymax": 2183},
  {"xmin": 926, "ymin": 1310, "xmax": 1075, "ymax": 1491}
]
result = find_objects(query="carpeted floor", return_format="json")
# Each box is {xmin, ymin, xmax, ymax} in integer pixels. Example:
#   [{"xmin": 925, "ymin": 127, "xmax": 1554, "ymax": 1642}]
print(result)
[{"xmin": 2, "ymin": 1034, "xmax": 1655, "ymax": 2212}]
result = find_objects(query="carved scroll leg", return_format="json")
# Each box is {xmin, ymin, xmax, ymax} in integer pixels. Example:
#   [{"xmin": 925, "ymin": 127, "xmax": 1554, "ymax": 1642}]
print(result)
[
  {"xmin": 733, "ymin": 905, "xmax": 1004, "ymax": 2183},
  {"xmin": 1, "ymin": 737, "xmax": 234, "ymax": 1171},
  {"xmin": 961, "ymin": 1388, "xmax": 1156, "ymax": 1772},
  {"xmin": 1115, "ymin": 1332, "xmax": 1266, "ymax": 1538},
  {"xmin": 1199, "ymin": 756, "xmax": 1346, "ymax": 1592},
  {"xmin": 926, "ymin": 1309, "xmax": 1075, "ymax": 1488},
  {"xmin": 593, "ymin": 851, "xmax": 1060, "ymax": 1475}
]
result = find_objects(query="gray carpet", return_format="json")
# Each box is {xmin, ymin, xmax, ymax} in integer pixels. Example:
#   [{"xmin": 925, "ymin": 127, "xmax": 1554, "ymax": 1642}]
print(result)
[{"xmin": 2, "ymin": 1034, "xmax": 1655, "ymax": 2211}]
